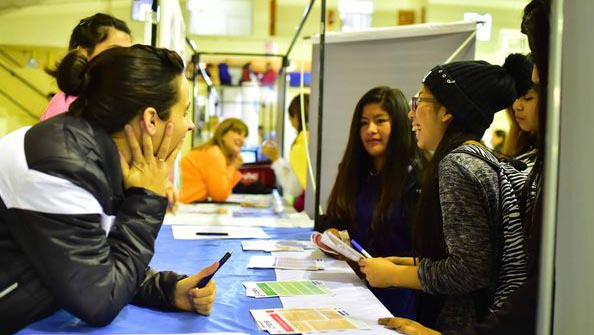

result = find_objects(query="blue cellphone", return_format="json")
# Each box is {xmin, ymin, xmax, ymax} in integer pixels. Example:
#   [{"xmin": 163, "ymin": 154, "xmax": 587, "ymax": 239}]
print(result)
[{"xmin": 196, "ymin": 251, "xmax": 232, "ymax": 288}]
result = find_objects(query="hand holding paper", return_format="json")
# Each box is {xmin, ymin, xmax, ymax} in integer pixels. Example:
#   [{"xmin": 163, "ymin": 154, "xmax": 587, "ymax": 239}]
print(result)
[{"xmin": 311, "ymin": 230, "xmax": 364, "ymax": 262}]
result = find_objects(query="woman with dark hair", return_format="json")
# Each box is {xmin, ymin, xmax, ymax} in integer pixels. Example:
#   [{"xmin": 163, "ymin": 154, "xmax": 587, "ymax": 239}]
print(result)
[
  {"xmin": 316, "ymin": 86, "xmax": 420, "ymax": 318},
  {"xmin": 359, "ymin": 62, "xmax": 520, "ymax": 334},
  {"xmin": 262, "ymin": 94, "xmax": 310, "ymax": 210},
  {"xmin": 502, "ymin": 53, "xmax": 539, "ymax": 172},
  {"xmin": 40, "ymin": 13, "xmax": 132, "ymax": 121},
  {"xmin": 0, "ymin": 45, "xmax": 217, "ymax": 333},
  {"xmin": 179, "ymin": 117, "xmax": 248, "ymax": 203}
]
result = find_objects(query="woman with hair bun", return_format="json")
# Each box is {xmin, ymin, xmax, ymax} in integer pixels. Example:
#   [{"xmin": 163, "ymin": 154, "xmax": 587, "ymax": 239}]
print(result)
[{"xmin": 0, "ymin": 45, "xmax": 217, "ymax": 333}]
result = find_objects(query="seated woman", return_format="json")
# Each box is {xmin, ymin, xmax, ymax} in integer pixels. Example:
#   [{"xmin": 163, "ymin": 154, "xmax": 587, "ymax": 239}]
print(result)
[
  {"xmin": 316, "ymin": 86, "xmax": 421, "ymax": 318},
  {"xmin": 179, "ymin": 118, "xmax": 248, "ymax": 203},
  {"xmin": 262, "ymin": 94, "xmax": 310, "ymax": 211},
  {"xmin": 0, "ymin": 45, "xmax": 217, "ymax": 333},
  {"xmin": 502, "ymin": 53, "xmax": 539, "ymax": 171},
  {"xmin": 359, "ymin": 60, "xmax": 521, "ymax": 334}
]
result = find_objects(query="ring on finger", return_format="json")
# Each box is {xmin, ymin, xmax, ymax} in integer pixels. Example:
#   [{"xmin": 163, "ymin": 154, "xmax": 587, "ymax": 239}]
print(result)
[{"xmin": 157, "ymin": 157, "xmax": 166, "ymax": 162}]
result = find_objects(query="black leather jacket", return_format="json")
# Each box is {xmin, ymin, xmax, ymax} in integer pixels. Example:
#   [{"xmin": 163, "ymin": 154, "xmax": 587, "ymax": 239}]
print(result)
[{"xmin": 0, "ymin": 115, "xmax": 184, "ymax": 334}]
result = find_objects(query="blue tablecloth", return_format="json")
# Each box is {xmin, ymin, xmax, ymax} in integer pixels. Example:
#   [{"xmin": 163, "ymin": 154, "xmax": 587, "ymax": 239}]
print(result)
[{"xmin": 17, "ymin": 226, "xmax": 313, "ymax": 334}]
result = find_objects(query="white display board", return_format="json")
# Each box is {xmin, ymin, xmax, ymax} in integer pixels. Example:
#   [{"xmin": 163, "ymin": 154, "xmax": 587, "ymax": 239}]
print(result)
[
  {"xmin": 158, "ymin": 0, "xmax": 186, "ymax": 60},
  {"xmin": 552, "ymin": 0, "xmax": 594, "ymax": 333},
  {"xmin": 305, "ymin": 21, "xmax": 477, "ymax": 217}
]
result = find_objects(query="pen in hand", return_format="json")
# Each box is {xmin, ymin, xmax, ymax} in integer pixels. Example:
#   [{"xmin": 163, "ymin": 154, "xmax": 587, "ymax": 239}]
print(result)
[
  {"xmin": 350, "ymin": 239, "xmax": 372, "ymax": 258},
  {"xmin": 197, "ymin": 250, "xmax": 233, "ymax": 288}
]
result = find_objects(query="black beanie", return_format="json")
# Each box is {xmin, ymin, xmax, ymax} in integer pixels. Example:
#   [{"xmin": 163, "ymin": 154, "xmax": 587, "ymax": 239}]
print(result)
[
  {"xmin": 503, "ymin": 53, "xmax": 534, "ymax": 98},
  {"xmin": 422, "ymin": 60, "xmax": 517, "ymax": 136}
]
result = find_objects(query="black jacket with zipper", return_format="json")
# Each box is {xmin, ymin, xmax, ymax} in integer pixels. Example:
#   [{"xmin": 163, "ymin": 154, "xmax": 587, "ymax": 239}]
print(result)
[{"xmin": 0, "ymin": 114, "xmax": 185, "ymax": 334}]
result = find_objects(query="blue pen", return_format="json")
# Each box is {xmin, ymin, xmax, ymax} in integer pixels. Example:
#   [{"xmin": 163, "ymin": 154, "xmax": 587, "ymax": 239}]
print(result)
[
  {"xmin": 350, "ymin": 239, "xmax": 372, "ymax": 258},
  {"xmin": 196, "ymin": 250, "xmax": 232, "ymax": 288}
]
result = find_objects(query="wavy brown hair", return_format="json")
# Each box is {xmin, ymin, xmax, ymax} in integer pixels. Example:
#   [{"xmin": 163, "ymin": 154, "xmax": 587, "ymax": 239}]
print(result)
[{"xmin": 196, "ymin": 118, "xmax": 248, "ymax": 164}]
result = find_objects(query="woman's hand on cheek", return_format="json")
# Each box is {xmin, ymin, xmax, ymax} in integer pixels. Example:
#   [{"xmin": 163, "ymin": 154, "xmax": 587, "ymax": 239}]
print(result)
[{"xmin": 119, "ymin": 121, "xmax": 182, "ymax": 196}]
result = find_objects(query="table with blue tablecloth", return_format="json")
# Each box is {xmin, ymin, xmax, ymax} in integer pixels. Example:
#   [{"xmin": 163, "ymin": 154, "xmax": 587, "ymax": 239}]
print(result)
[{"xmin": 17, "ymin": 226, "xmax": 313, "ymax": 335}]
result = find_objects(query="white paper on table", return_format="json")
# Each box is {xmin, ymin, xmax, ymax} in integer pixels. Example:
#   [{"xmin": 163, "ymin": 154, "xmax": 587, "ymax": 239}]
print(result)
[
  {"xmin": 250, "ymin": 307, "xmax": 370, "ymax": 334},
  {"xmin": 176, "ymin": 202, "xmax": 236, "ymax": 214},
  {"xmin": 164, "ymin": 212, "xmax": 312, "ymax": 228},
  {"xmin": 241, "ymin": 240, "xmax": 314, "ymax": 252},
  {"xmin": 227, "ymin": 193, "xmax": 273, "ymax": 207},
  {"xmin": 171, "ymin": 225, "xmax": 270, "ymax": 240},
  {"xmin": 273, "ymin": 250, "xmax": 395, "ymax": 332},
  {"xmin": 244, "ymin": 280, "xmax": 331, "ymax": 298},
  {"xmin": 247, "ymin": 256, "xmax": 324, "ymax": 270}
]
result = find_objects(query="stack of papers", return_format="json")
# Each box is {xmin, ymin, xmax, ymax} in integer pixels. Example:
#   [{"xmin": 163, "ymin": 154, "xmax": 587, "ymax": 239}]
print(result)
[
  {"xmin": 244, "ymin": 280, "xmax": 331, "ymax": 298},
  {"xmin": 164, "ymin": 210, "xmax": 313, "ymax": 228},
  {"xmin": 171, "ymin": 226, "xmax": 270, "ymax": 240},
  {"xmin": 227, "ymin": 193, "xmax": 273, "ymax": 207},
  {"xmin": 251, "ymin": 308, "xmax": 370, "ymax": 334},
  {"xmin": 247, "ymin": 256, "xmax": 324, "ymax": 271},
  {"xmin": 241, "ymin": 240, "xmax": 314, "ymax": 252},
  {"xmin": 311, "ymin": 231, "xmax": 364, "ymax": 262}
]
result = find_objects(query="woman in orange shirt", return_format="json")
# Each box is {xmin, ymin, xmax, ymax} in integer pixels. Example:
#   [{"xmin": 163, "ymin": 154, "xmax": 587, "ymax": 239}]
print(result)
[{"xmin": 180, "ymin": 118, "xmax": 248, "ymax": 203}]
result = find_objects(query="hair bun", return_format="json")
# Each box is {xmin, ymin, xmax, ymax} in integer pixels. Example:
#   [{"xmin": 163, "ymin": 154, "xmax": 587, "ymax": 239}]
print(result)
[
  {"xmin": 56, "ymin": 49, "xmax": 90, "ymax": 96},
  {"xmin": 502, "ymin": 53, "xmax": 534, "ymax": 98}
]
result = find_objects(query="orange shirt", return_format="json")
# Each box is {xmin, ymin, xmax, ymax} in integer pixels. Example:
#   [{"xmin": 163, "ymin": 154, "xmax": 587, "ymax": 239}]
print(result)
[{"xmin": 179, "ymin": 146, "xmax": 242, "ymax": 203}]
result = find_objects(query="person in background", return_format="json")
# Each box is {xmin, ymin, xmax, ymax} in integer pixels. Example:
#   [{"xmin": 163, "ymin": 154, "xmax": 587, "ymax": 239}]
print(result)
[
  {"xmin": 502, "ymin": 53, "xmax": 539, "ymax": 171},
  {"xmin": 260, "ymin": 62, "xmax": 278, "ymax": 87},
  {"xmin": 218, "ymin": 61, "xmax": 232, "ymax": 86},
  {"xmin": 490, "ymin": 129, "xmax": 506, "ymax": 154},
  {"xmin": 239, "ymin": 62, "xmax": 258, "ymax": 85},
  {"xmin": 316, "ymin": 86, "xmax": 421, "ymax": 318},
  {"xmin": 0, "ymin": 45, "xmax": 217, "ymax": 333},
  {"xmin": 179, "ymin": 118, "xmax": 248, "ymax": 203},
  {"xmin": 40, "ymin": 13, "xmax": 132, "ymax": 121},
  {"xmin": 261, "ymin": 94, "xmax": 310, "ymax": 211},
  {"xmin": 359, "ymin": 61, "xmax": 520, "ymax": 334}
]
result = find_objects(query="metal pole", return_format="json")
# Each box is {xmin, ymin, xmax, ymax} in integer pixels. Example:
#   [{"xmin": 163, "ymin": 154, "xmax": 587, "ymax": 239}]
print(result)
[
  {"xmin": 196, "ymin": 51, "xmax": 285, "ymax": 58},
  {"xmin": 314, "ymin": 0, "xmax": 326, "ymax": 223},
  {"xmin": 538, "ymin": 0, "xmax": 563, "ymax": 333},
  {"xmin": 285, "ymin": 0, "xmax": 316, "ymax": 58},
  {"xmin": 151, "ymin": 0, "xmax": 159, "ymax": 47},
  {"xmin": 192, "ymin": 52, "xmax": 200, "ymax": 148}
]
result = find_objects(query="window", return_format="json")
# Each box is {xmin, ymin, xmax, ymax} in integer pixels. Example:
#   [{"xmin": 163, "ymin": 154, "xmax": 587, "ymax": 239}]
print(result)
[{"xmin": 187, "ymin": 0, "xmax": 252, "ymax": 36}]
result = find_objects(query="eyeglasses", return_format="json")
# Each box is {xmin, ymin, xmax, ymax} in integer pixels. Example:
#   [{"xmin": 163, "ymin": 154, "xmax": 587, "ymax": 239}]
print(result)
[{"xmin": 411, "ymin": 96, "xmax": 439, "ymax": 111}]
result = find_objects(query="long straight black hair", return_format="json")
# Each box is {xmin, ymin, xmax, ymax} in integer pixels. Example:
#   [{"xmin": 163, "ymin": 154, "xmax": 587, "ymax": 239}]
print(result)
[
  {"xmin": 325, "ymin": 86, "xmax": 417, "ymax": 238},
  {"xmin": 412, "ymin": 111, "xmax": 481, "ymax": 260},
  {"xmin": 521, "ymin": 0, "xmax": 550, "ymax": 231}
]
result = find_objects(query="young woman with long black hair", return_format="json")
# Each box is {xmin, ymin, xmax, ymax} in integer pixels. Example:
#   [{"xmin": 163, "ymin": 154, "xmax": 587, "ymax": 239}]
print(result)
[{"xmin": 317, "ymin": 86, "xmax": 421, "ymax": 318}]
